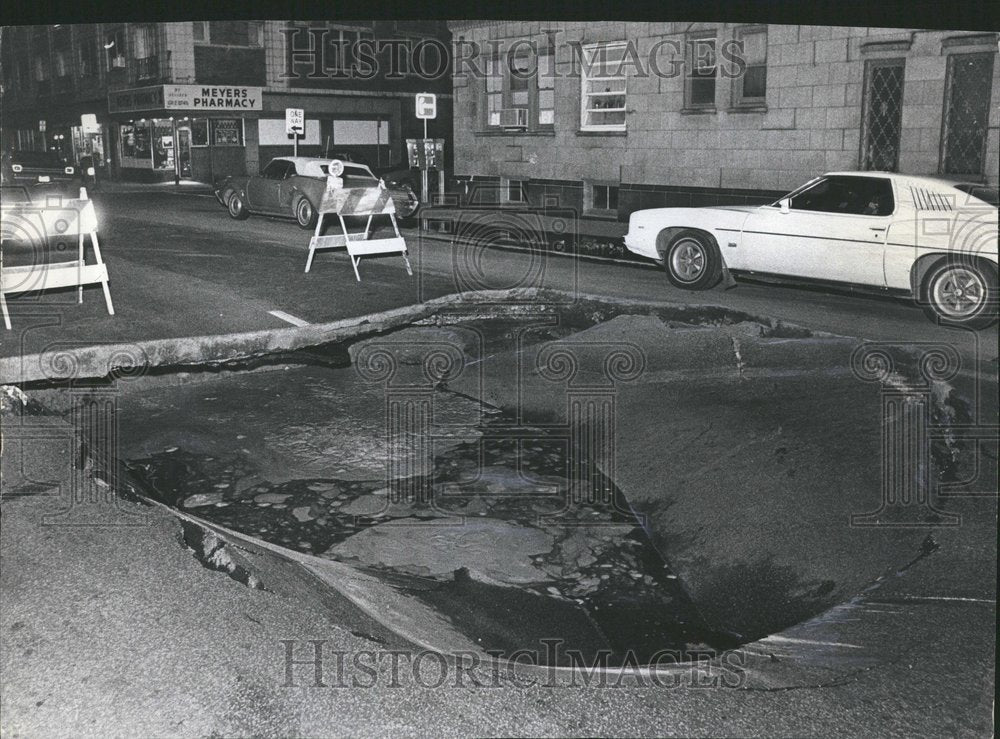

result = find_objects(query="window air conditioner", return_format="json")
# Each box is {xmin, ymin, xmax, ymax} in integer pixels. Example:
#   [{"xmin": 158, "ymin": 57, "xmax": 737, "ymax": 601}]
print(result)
[{"xmin": 499, "ymin": 108, "xmax": 528, "ymax": 129}]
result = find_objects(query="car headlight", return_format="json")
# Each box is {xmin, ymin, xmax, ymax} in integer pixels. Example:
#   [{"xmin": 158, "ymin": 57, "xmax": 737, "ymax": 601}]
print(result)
[
  {"xmin": 11, "ymin": 164, "xmax": 22, "ymax": 173},
  {"xmin": 86, "ymin": 167, "xmax": 95, "ymax": 176},
  {"xmin": 65, "ymin": 167, "xmax": 75, "ymax": 175}
]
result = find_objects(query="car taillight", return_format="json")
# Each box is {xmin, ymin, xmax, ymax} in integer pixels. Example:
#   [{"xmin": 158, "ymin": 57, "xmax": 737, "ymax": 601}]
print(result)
[
  {"xmin": 65, "ymin": 167, "xmax": 75, "ymax": 174},
  {"xmin": 11, "ymin": 164, "xmax": 22, "ymax": 173}
]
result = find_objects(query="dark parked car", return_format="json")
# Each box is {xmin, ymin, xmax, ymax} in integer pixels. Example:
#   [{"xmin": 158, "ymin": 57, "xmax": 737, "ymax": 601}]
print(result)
[
  {"xmin": 214, "ymin": 157, "xmax": 419, "ymax": 229},
  {"xmin": 2, "ymin": 150, "xmax": 79, "ymax": 190}
]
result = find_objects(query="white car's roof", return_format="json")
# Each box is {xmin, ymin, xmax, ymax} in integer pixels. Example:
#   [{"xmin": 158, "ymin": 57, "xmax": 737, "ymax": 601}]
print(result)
[
  {"xmin": 823, "ymin": 171, "xmax": 990, "ymax": 191},
  {"xmin": 272, "ymin": 156, "xmax": 374, "ymax": 178}
]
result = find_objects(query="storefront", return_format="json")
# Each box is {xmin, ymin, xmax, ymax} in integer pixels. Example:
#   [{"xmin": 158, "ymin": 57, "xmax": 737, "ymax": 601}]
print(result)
[{"xmin": 107, "ymin": 84, "xmax": 261, "ymax": 182}]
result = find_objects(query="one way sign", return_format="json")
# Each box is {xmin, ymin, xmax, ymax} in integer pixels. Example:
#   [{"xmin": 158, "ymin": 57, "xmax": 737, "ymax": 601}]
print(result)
[{"xmin": 286, "ymin": 108, "xmax": 305, "ymax": 135}]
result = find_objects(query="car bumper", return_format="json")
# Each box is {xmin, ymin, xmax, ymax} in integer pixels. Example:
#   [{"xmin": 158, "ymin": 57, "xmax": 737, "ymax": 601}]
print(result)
[{"xmin": 624, "ymin": 231, "xmax": 660, "ymax": 261}]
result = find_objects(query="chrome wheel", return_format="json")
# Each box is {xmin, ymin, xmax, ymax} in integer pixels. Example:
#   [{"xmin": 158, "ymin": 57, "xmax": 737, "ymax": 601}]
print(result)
[
  {"xmin": 670, "ymin": 238, "xmax": 706, "ymax": 282},
  {"xmin": 930, "ymin": 266, "xmax": 987, "ymax": 319},
  {"xmin": 295, "ymin": 198, "xmax": 315, "ymax": 229},
  {"xmin": 227, "ymin": 192, "xmax": 248, "ymax": 220}
]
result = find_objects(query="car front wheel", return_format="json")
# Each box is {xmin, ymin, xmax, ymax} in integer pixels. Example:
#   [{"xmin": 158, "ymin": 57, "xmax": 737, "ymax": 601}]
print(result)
[
  {"xmin": 295, "ymin": 196, "xmax": 317, "ymax": 229},
  {"xmin": 922, "ymin": 260, "xmax": 997, "ymax": 328},
  {"xmin": 227, "ymin": 191, "xmax": 249, "ymax": 220},
  {"xmin": 663, "ymin": 230, "xmax": 721, "ymax": 290}
]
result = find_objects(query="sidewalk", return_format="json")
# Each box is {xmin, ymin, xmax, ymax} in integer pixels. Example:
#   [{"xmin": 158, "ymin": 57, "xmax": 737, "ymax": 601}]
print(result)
[{"xmin": 87, "ymin": 179, "xmax": 215, "ymax": 195}]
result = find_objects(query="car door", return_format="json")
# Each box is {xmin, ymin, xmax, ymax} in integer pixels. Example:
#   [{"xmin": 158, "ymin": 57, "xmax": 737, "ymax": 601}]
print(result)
[
  {"xmin": 276, "ymin": 162, "xmax": 302, "ymax": 213},
  {"xmin": 739, "ymin": 175, "xmax": 895, "ymax": 287},
  {"xmin": 247, "ymin": 160, "xmax": 289, "ymax": 213}
]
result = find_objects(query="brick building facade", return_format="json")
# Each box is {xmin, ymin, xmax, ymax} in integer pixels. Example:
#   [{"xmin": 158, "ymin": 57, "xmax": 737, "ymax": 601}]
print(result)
[
  {"xmin": 448, "ymin": 22, "xmax": 999, "ymax": 231},
  {"xmin": 1, "ymin": 21, "xmax": 451, "ymax": 183}
]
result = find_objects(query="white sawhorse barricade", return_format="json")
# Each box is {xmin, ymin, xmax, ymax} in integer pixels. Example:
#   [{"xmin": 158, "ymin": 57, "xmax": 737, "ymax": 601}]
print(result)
[
  {"xmin": 304, "ymin": 181, "xmax": 412, "ymax": 281},
  {"xmin": 0, "ymin": 189, "xmax": 114, "ymax": 329}
]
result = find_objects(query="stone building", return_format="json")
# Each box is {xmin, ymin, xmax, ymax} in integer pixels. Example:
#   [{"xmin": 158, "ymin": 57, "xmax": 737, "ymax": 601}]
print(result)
[
  {"xmin": 448, "ymin": 21, "xmax": 998, "ymax": 233},
  {"xmin": 1, "ymin": 21, "xmax": 451, "ymax": 183}
]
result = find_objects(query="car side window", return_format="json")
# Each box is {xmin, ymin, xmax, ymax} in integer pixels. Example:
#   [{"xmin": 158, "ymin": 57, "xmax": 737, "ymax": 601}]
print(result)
[
  {"xmin": 791, "ymin": 176, "xmax": 894, "ymax": 216},
  {"xmin": 261, "ymin": 160, "xmax": 290, "ymax": 180}
]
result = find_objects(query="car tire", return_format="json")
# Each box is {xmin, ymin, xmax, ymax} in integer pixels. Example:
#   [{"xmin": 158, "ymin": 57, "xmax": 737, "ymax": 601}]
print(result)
[
  {"xmin": 227, "ymin": 191, "xmax": 249, "ymax": 220},
  {"xmin": 921, "ymin": 258, "xmax": 997, "ymax": 329},
  {"xmin": 294, "ymin": 196, "xmax": 317, "ymax": 230},
  {"xmin": 663, "ymin": 230, "xmax": 722, "ymax": 290}
]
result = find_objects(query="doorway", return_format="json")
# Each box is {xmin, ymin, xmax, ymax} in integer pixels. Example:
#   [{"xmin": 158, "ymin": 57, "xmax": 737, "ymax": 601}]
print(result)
[{"xmin": 175, "ymin": 126, "xmax": 192, "ymax": 180}]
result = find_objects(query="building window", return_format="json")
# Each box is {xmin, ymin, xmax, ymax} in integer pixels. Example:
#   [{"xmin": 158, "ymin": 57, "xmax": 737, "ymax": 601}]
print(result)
[
  {"xmin": 580, "ymin": 41, "xmax": 628, "ymax": 131},
  {"xmin": 486, "ymin": 67, "xmax": 503, "ymax": 126},
  {"xmin": 503, "ymin": 178, "xmax": 526, "ymax": 203},
  {"xmin": 685, "ymin": 33, "xmax": 717, "ymax": 110},
  {"xmin": 484, "ymin": 42, "xmax": 554, "ymax": 131},
  {"xmin": 197, "ymin": 21, "xmax": 263, "ymax": 47},
  {"xmin": 940, "ymin": 52, "xmax": 995, "ymax": 176},
  {"xmin": 733, "ymin": 27, "xmax": 767, "ymax": 107},
  {"xmin": 860, "ymin": 58, "xmax": 905, "ymax": 171},
  {"xmin": 212, "ymin": 119, "xmax": 244, "ymax": 146},
  {"xmin": 588, "ymin": 183, "xmax": 619, "ymax": 212},
  {"xmin": 104, "ymin": 28, "xmax": 126, "ymax": 70},
  {"xmin": 189, "ymin": 119, "xmax": 209, "ymax": 146},
  {"xmin": 33, "ymin": 55, "xmax": 49, "ymax": 81},
  {"xmin": 53, "ymin": 50, "xmax": 69, "ymax": 78},
  {"xmin": 78, "ymin": 38, "xmax": 98, "ymax": 77}
]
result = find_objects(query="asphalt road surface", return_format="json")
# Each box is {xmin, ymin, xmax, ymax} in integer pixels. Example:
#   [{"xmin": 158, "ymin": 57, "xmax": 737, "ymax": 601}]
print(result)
[{"xmin": 2, "ymin": 189, "xmax": 995, "ymax": 374}]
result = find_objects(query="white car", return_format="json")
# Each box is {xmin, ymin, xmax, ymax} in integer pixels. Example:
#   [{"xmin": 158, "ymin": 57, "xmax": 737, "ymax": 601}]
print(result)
[{"xmin": 624, "ymin": 172, "xmax": 999, "ymax": 327}]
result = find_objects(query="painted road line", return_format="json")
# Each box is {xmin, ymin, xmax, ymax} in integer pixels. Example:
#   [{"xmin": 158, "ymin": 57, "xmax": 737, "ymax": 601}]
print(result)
[
  {"xmin": 267, "ymin": 310, "xmax": 310, "ymax": 327},
  {"xmin": 867, "ymin": 595, "xmax": 996, "ymax": 606},
  {"xmin": 762, "ymin": 636, "xmax": 864, "ymax": 649}
]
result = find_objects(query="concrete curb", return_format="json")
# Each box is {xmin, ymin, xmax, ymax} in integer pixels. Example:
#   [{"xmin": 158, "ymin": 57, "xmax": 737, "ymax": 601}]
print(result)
[{"xmin": 0, "ymin": 288, "xmax": 800, "ymax": 385}]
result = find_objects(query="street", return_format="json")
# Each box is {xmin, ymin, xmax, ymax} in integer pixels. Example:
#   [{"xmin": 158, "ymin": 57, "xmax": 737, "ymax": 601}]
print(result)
[
  {"xmin": 3, "ymin": 12, "xmax": 998, "ymax": 738},
  {"xmin": 1, "ymin": 188, "xmax": 995, "ymax": 370},
  {"xmin": 2, "ymin": 186, "xmax": 996, "ymax": 737}
]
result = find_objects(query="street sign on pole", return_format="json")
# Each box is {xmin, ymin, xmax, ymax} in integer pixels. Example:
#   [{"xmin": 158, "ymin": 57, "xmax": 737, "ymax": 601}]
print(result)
[
  {"xmin": 414, "ymin": 95, "xmax": 437, "ymax": 203},
  {"xmin": 39, "ymin": 120, "xmax": 47, "ymax": 132},
  {"xmin": 286, "ymin": 108, "xmax": 304, "ymax": 157},
  {"xmin": 415, "ymin": 93, "xmax": 436, "ymax": 120}
]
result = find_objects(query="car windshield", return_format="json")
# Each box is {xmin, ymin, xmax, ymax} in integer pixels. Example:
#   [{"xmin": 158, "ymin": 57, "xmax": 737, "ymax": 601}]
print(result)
[
  {"xmin": 771, "ymin": 177, "xmax": 823, "ymax": 206},
  {"xmin": 13, "ymin": 151, "xmax": 64, "ymax": 168},
  {"xmin": 953, "ymin": 183, "xmax": 999, "ymax": 207}
]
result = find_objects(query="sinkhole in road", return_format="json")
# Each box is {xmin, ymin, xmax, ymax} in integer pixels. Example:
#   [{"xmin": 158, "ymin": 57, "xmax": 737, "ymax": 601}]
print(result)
[{"xmin": 56, "ymin": 298, "xmax": 971, "ymax": 668}]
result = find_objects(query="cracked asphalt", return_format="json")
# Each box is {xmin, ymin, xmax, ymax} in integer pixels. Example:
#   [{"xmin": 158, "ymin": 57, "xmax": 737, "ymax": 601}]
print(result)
[{"xmin": 1, "ymin": 189, "xmax": 996, "ymax": 736}]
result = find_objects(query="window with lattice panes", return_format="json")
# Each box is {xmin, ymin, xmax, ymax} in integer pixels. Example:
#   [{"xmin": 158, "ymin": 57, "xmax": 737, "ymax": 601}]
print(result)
[
  {"xmin": 580, "ymin": 42, "xmax": 628, "ymax": 131},
  {"xmin": 941, "ymin": 52, "xmax": 995, "ymax": 176},
  {"xmin": 860, "ymin": 58, "xmax": 905, "ymax": 172}
]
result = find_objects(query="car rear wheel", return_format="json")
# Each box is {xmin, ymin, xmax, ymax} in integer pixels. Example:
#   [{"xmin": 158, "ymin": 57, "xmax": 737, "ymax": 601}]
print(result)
[
  {"xmin": 663, "ymin": 230, "xmax": 721, "ymax": 290},
  {"xmin": 294, "ymin": 196, "xmax": 317, "ymax": 229},
  {"xmin": 227, "ymin": 191, "xmax": 249, "ymax": 220},
  {"xmin": 922, "ymin": 260, "xmax": 997, "ymax": 328}
]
